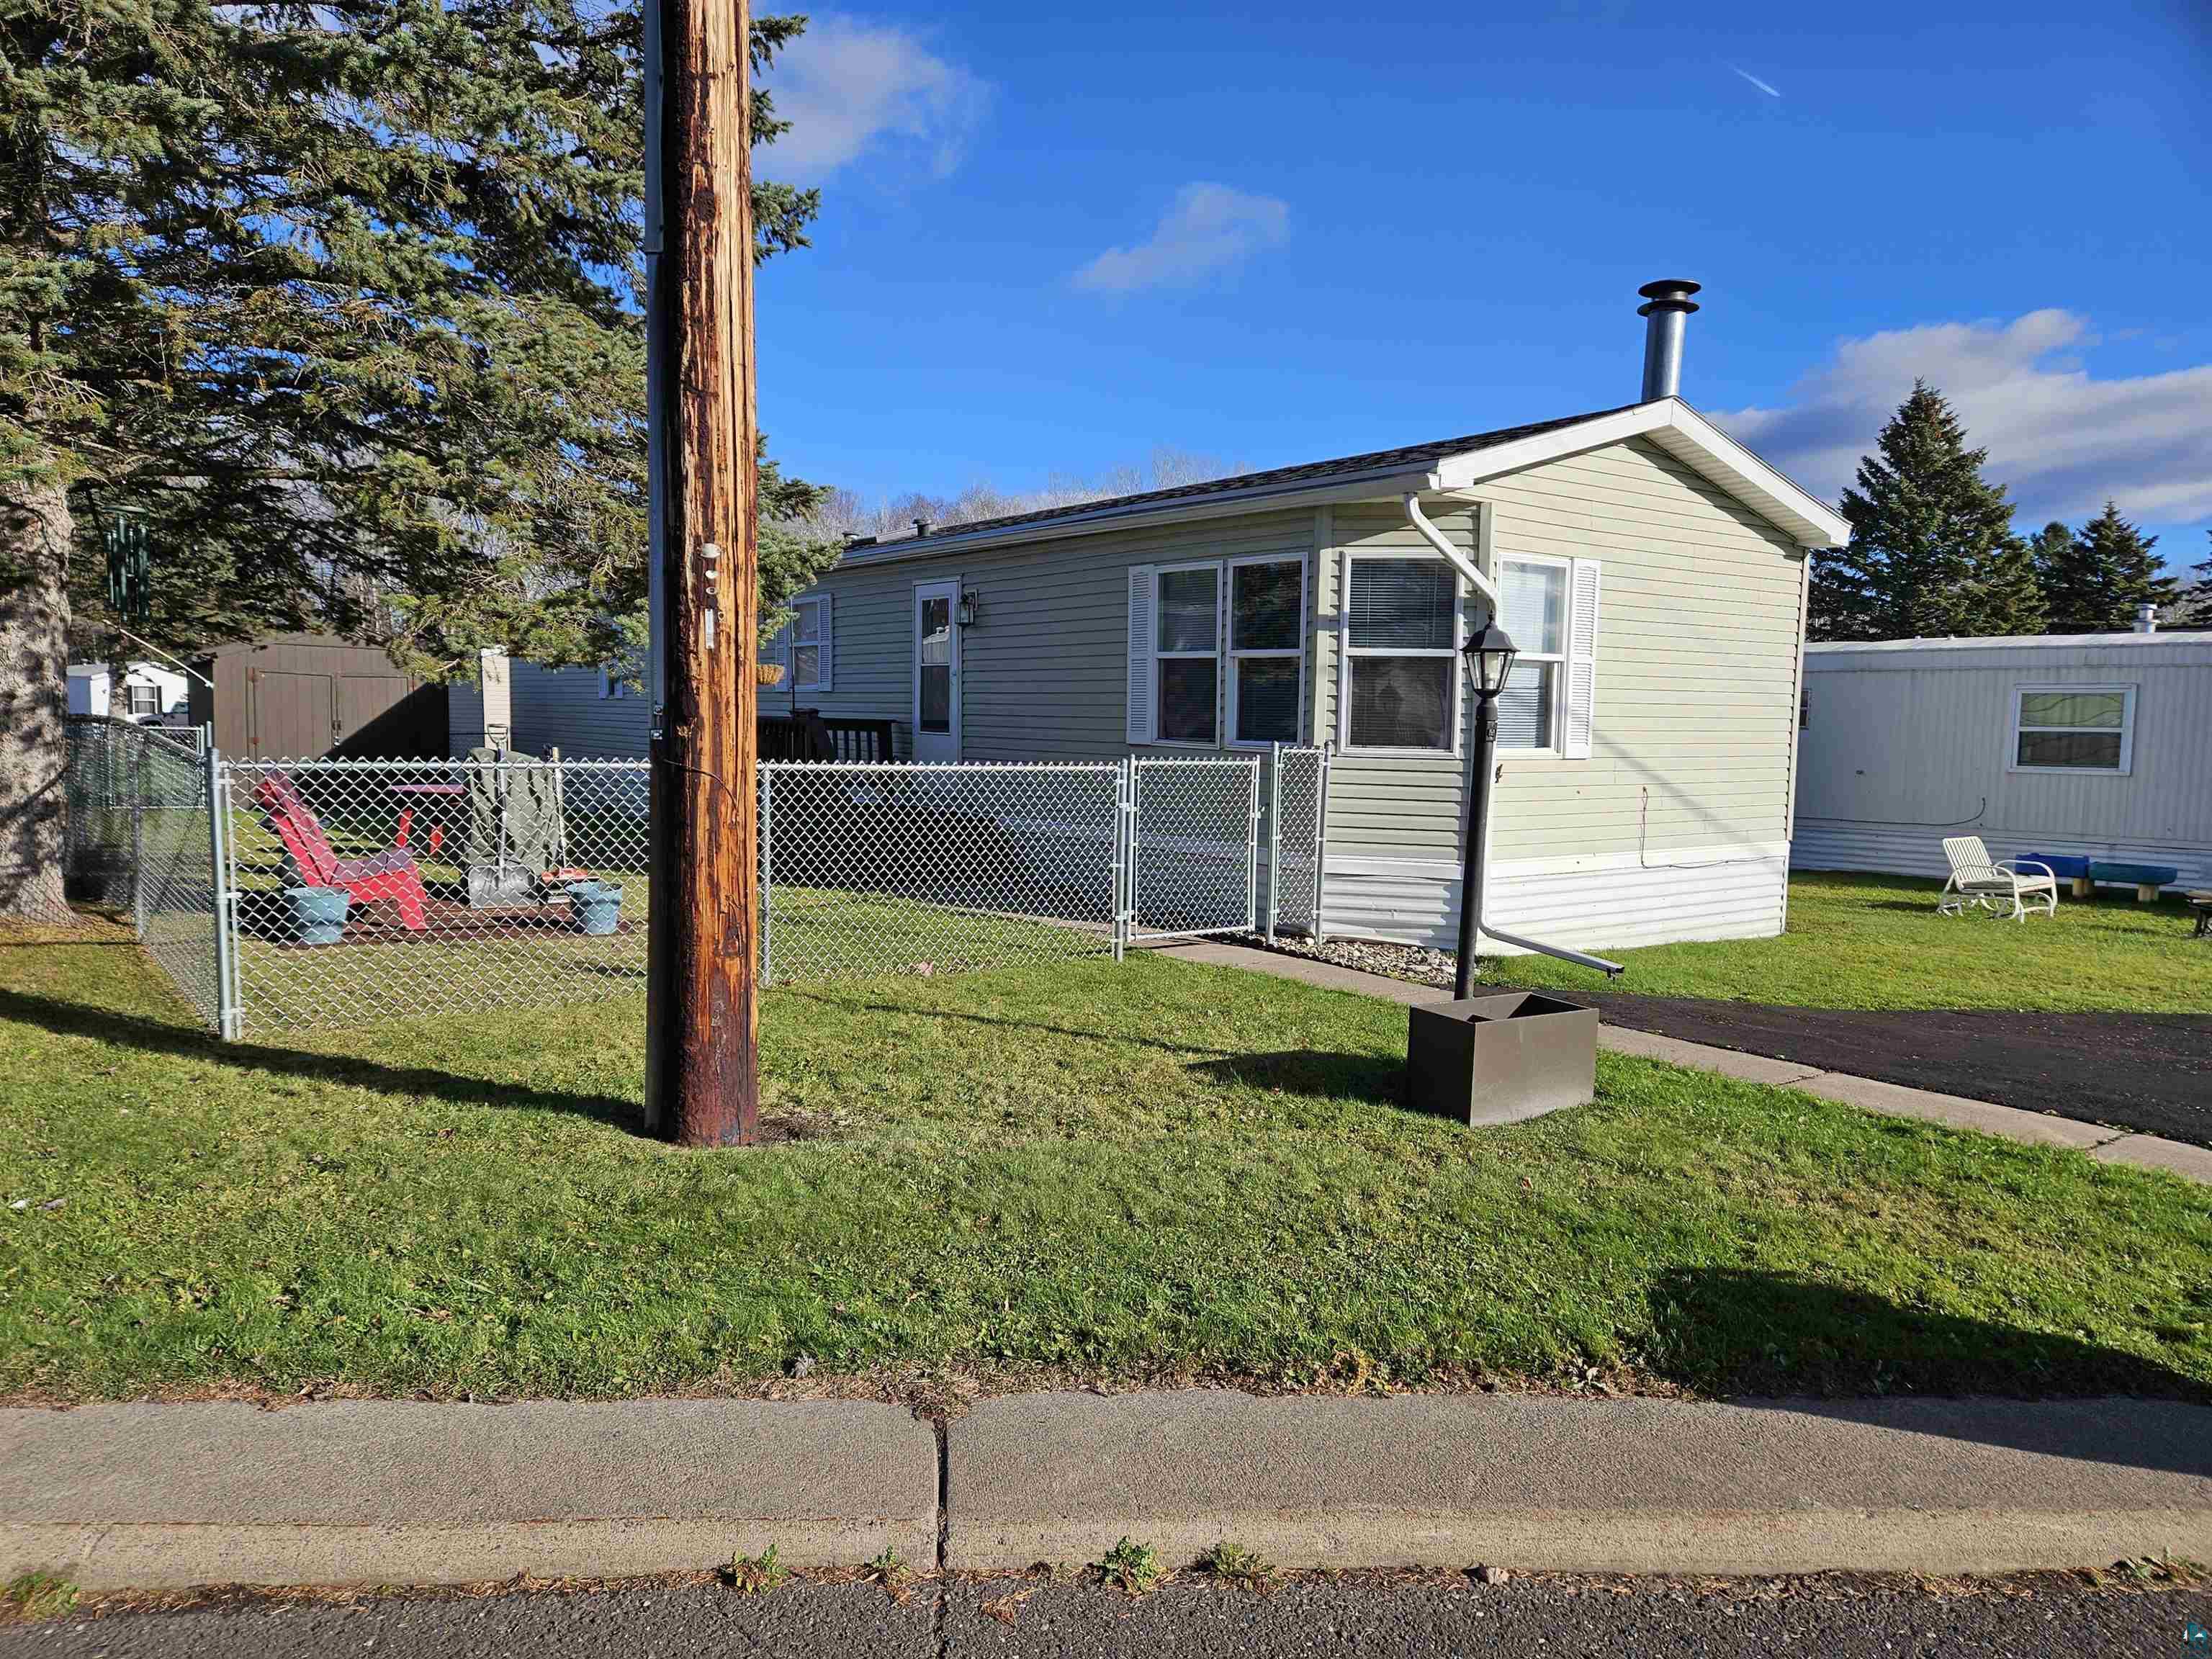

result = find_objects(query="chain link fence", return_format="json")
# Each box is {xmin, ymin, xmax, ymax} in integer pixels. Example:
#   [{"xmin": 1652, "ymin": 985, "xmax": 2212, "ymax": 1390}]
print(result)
[
  {"xmin": 763, "ymin": 761, "xmax": 1123, "ymax": 984},
  {"xmin": 217, "ymin": 756, "xmax": 651, "ymax": 1034},
  {"xmin": 53, "ymin": 736, "xmax": 1333, "ymax": 1035}
]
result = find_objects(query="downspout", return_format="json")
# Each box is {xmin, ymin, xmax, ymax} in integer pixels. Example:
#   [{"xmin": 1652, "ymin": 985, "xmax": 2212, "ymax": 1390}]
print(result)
[
  {"xmin": 1407, "ymin": 493, "xmax": 1624, "ymax": 982},
  {"xmin": 1403, "ymin": 492, "xmax": 1498, "ymax": 607}
]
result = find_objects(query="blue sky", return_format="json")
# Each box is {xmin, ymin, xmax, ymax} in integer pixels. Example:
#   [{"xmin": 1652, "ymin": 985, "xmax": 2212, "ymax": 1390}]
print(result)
[{"xmin": 755, "ymin": 1, "xmax": 2211, "ymax": 567}]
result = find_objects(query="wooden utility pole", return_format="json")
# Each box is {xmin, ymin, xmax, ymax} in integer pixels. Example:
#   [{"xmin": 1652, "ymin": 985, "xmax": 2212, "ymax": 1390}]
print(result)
[{"xmin": 642, "ymin": 0, "xmax": 760, "ymax": 1144}]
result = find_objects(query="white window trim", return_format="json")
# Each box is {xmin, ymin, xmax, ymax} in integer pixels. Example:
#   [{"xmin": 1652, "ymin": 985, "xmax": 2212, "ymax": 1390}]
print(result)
[
  {"xmin": 789, "ymin": 595, "xmax": 830, "ymax": 693},
  {"xmin": 1148, "ymin": 558, "xmax": 1228, "ymax": 749},
  {"xmin": 1336, "ymin": 547, "xmax": 1467, "ymax": 757},
  {"xmin": 1226, "ymin": 553, "xmax": 1309, "ymax": 750},
  {"xmin": 1494, "ymin": 552, "xmax": 1570, "ymax": 759},
  {"xmin": 2008, "ymin": 683, "xmax": 2136, "ymax": 776}
]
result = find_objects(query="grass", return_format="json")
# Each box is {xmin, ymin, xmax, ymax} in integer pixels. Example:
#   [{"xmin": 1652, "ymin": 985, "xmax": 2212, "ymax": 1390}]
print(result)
[
  {"xmin": 2, "ymin": 913, "xmax": 2208, "ymax": 1403},
  {"xmin": 1480, "ymin": 870, "xmax": 2212, "ymax": 1013}
]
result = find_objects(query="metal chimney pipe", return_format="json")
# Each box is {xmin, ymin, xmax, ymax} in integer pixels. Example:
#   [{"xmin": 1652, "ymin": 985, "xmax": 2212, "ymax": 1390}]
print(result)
[
  {"xmin": 1637, "ymin": 279, "xmax": 1702, "ymax": 401},
  {"xmin": 2135, "ymin": 602, "xmax": 2159, "ymax": 634}
]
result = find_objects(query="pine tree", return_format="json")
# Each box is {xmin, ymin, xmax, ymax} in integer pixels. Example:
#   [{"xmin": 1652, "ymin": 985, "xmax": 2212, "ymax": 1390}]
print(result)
[
  {"xmin": 2177, "ymin": 532, "xmax": 2212, "ymax": 627},
  {"xmin": 1, "ymin": 3, "xmax": 840, "ymax": 914},
  {"xmin": 2036, "ymin": 502, "xmax": 2179, "ymax": 632},
  {"xmin": 1807, "ymin": 382, "xmax": 2035, "ymax": 641}
]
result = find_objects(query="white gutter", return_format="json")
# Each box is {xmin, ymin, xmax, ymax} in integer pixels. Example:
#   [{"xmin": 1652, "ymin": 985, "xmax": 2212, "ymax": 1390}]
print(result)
[{"xmin": 1403, "ymin": 493, "xmax": 1498, "ymax": 607}]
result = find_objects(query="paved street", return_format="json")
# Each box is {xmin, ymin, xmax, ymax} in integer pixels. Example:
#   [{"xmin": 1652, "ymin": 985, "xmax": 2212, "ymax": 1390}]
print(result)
[{"xmin": 4, "ymin": 1572, "xmax": 2206, "ymax": 1658}]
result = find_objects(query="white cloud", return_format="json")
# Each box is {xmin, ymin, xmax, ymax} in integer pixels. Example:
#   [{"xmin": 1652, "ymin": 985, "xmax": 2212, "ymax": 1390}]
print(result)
[
  {"xmin": 1730, "ymin": 65, "xmax": 1781, "ymax": 98},
  {"xmin": 1074, "ymin": 183, "xmax": 1290, "ymax": 295},
  {"xmin": 1712, "ymin": 310, "xmax": 2212, "ymax": 527},
  {"xmin": 760, "ymin": 14, "xmax": 987, "ymax": 183}
]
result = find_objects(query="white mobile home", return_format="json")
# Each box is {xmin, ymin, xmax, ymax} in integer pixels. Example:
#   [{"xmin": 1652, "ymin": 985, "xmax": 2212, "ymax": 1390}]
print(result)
[
  {"xmin": 1794, "ymin": 630, "xmax": 2212, "ymax": 888},
  {"xmin": 67, "ymin": 660, "xmax": 189, "ymax": 724}
]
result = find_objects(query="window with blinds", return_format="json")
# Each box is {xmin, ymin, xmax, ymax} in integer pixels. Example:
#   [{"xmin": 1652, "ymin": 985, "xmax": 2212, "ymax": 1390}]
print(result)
[{"xmin": 1343, "ymin": 557, "xmax": 1459, "ymax": 751}]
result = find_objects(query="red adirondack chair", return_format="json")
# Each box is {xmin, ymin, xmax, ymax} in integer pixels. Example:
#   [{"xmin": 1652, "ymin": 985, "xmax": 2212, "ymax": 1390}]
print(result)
[{"xmin": 254, "ymin": 771, "xmax": 429, "ymax": 931}]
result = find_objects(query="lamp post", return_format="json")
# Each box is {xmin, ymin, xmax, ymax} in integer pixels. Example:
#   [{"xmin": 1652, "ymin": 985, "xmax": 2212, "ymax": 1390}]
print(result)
[{"xmin": 1453, "ymin": 618, "xmax": 1519, "ymax": 999}]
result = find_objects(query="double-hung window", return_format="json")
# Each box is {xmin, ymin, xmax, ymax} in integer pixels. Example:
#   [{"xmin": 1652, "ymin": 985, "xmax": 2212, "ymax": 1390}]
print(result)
[
  {"xmin": 1496, "ymin": 557, "xmax": 1568, "ymax": 752},
  {"xmin": 2011, "ymin": 684, "xmax": 2134, "ymax": 773},
  {"xmin": 766, "ymin": 596, "xmax": 833, "ymax": 693},
  {"xmin": 125, "ymin": 681, "xmax": 161, "ymax": 718},
  {"xmin": 1342, "ymin": 557, "xmax": 1460, "ymax": 751},
  {"xmin": 1128, "ymin": 556, "xmax": 1308, "ymax": 747},
  {"xmin": 1154, "ymin": 563, "xmax": 1222, "ymax": 744},
  {"xmin": 1228, "ymin": 556, "xmax": 1306, "ymax": 745}
]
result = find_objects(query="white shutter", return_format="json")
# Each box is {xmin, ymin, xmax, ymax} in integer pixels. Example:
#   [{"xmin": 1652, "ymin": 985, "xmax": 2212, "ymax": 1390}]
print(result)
[
  {"xmin": 815, "ymin": 593, "xmax": 833, "ymax": 693},
  {"xmin": 1563, "ymin": 557, "xmax": 1600, "ymax": 760},
  {"xmin": 1125, "ymin": 564, "xmax": 1156, "ymax": 743}
]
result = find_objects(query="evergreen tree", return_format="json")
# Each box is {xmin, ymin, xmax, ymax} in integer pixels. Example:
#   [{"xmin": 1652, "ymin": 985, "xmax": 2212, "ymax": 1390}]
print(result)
[
  {"xmin": 2177, "ymin": 532, "xmax": 2212, "ymax": 627},
  {"xmin": 2036, "ymin": 501, "xmax": 2178, "ymax": 632},
  {"xmin": 1, "ymin": 3, "xmax": 840, "ymax": 914},
  {"xmin": 1807, "ymin": 382, "xmax": 2036, "ymax": 641}
]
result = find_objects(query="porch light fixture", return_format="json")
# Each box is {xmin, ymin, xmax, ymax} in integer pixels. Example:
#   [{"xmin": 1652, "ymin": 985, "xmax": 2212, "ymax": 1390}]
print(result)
[
  {"xmin": 1453, "ymin": 617, "xmax": 1519, "ymax": 999},
  {"xmin": 956, "ymin": 589, "xmax": 979, "ymax": 629}
]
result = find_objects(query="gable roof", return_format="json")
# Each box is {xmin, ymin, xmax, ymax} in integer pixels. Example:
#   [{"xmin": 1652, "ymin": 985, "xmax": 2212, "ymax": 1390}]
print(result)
[{"xmin": 841, "ymin": 397, "xmax": 1849, "ymax": 565}]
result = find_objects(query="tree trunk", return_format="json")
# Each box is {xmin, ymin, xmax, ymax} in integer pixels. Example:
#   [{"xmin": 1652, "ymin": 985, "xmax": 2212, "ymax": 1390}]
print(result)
[{"xmin": 0, "ymin": 472, "xmax": 75, "ymax": 923}]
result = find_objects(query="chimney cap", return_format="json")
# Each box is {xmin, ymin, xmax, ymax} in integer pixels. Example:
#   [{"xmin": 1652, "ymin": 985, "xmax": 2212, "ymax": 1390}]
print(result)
[{"xmin": 1637, "ymin": 278, "xmax": 1702, "ymax": 315}]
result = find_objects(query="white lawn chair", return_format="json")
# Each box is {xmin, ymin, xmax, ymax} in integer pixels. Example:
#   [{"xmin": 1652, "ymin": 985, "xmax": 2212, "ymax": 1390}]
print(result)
[{"xmin": 1938, "ymin": 836, "xmax": 2058, "ymax": 921}]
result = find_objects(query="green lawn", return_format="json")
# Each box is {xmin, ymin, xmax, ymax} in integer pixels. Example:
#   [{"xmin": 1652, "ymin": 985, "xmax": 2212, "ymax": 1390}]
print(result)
[
  {"xmin": 1482, "ymin": 870, "xmax": 2212, "ymax": 1013},
  {"xmin": 2, "ymin": 914, "xmax": 2208, "ymax": 1404}
]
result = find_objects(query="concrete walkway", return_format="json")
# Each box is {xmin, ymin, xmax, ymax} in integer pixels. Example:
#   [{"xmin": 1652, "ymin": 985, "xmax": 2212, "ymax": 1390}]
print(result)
[
  {"xmin": 1153, "ymin": 939, "xmax": 2212, "ymax": 1184},
  {"xmin": 4, "ymin": 1393, "xmax": 2209, "ymax": 1591}
]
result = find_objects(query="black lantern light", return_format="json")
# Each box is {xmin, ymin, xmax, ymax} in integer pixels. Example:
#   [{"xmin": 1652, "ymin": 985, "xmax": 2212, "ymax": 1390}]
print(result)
[
  {"xmin": 956, "ymin": 588, "xmax": 979, "ymax": 629},
  {"xmin": 1462, "ymin": 618, "xmax": 1519, "ymax": 699},
  {"xmin": 1452, "ymin": 614, "xmax": 1518, "ymax": 997}
]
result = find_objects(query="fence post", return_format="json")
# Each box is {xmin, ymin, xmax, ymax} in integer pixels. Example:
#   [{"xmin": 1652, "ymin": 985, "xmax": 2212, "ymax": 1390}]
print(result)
[
  {"xmin": 130, "ymin": 734, "xmax": 147, "ymax": 938},
  {"xmin": 204, "ymin": 747, "xmax": 241, "ymax": 1040},
  {"xmin": 1310, "ymin": 742, "xmax": 1332, "ymax": 943},
  {"xmin": 758, "ymin": 762, "xmax": 773, "ymax": 983},
  {"xmin": 1244, "ymin": 755, "xmax": 1261, "ymax": 937},
  {"xmin": 1117, "ymin": 756, "xmax": 1136, "ymax": 956},
  {"xmin": 1264, "ymin": 743, "xmax": 1282, "ymax": 943}
]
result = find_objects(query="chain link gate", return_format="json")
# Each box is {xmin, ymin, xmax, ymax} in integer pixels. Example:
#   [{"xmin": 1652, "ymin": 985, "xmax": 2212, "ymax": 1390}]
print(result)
[{"xmin": 1123, "ymin": 755, "xmax": 1262, "ymax": 943}]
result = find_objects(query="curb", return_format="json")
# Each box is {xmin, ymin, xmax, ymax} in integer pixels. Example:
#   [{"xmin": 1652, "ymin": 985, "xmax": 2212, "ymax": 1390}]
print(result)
[
  {"xmin": 0, "ymin": 1398, "xmax": 938, "ymax": 1593},
  {"xmin": 945, "ymin": 1391, "xmax": 2212, "ymax": 1576},
  {"xmin": 5, "ymin": 1393, "xmax": 2211, "ymax": 1591}
]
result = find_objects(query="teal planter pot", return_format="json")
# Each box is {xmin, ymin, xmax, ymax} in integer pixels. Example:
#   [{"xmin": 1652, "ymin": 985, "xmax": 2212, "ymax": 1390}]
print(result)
[
  {"xmin": 568, "ymin": 881, "xmax": 623, "ymax": 936},
  {"xmin": 286, "ymin": 886, "xmax": 350, "ymax": 945}
]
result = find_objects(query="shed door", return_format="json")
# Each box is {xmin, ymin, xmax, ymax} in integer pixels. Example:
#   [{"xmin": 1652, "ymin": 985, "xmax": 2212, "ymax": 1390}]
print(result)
[
  {"xmin": 336, "ymin": 674, "xmax": 410, "ymax": 755},
  {"xmin": 252, "ymin": 671, "xmax": 335, "ymax": 760}
]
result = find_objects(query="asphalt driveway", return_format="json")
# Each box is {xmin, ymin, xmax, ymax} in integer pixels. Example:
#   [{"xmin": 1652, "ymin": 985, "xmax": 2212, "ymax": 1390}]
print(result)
[{"xmin": 1539, "ymin": 989, "xmax": 2212, "ymax": 1149}]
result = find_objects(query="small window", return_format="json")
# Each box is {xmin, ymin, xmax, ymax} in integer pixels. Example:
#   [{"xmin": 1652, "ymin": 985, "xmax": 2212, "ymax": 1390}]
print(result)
[
  {"xmin": 2012, "ymin": 685, "xmax": 2134, "ymax": 773},
  {"xmin": 1496, "ymin": 557, "xmax": 1566, "ymax": 751},
  {"xmin": 790, "ymin": 598, "xmax": 825, "ymax": 690},
  {"xmin": 1228, "ymin": 557, "xmax": 1305, "ymax": 745},
  {"xmin": 1343, "ymin": 557, "xmax": 1459, "ymax": 751},
  {"xmin": 126, "ymin": 681, "xmax": 161, "ymax": 717}
]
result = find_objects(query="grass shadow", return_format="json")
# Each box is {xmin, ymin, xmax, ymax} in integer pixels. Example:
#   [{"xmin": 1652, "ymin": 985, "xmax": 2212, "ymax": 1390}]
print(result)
[
  {"xmin": 0, "ymin": 986, "xmax": 644, "ymax": 1133},
  {"xmin": 1184, "ymin": 1049, "xmax": 1404, "ymax": 1107},
  {"xmin": 1650, "ymin": 1267, "xmax": 2212, "ymax": 1434}
]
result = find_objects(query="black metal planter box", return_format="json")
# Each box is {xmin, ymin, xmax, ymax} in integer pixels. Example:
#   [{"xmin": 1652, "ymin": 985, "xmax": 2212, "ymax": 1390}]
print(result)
[{"xmin": 1406, "ymin": 992, "xmax": 1599, "ymax": 1125}]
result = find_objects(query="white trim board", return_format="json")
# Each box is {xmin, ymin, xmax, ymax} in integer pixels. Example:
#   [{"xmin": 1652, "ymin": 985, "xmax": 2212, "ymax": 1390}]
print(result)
[{"xmin": 1326, "ymin": 840, "xmax": 1791, "ymax": 882}]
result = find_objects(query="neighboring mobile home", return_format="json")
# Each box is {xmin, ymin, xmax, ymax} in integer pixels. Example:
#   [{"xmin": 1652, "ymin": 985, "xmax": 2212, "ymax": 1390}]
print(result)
[
  {"xmin": 1794, "ymin": 629, "xmax": 2212, "ymax": 889},
  {"xmin": 479, "ymin": 285, "xmax": 1851, "ymax": 953},
  {"xmin": 67, "ymin": 660, "xmax": 189, "ymax": 724}
]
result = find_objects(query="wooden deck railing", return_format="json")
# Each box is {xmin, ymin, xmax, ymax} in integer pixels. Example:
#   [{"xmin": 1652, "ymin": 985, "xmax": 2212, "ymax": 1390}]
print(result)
[{"xmin": 758, "ymin": 710, "xmax": 898, "ymax": 763}]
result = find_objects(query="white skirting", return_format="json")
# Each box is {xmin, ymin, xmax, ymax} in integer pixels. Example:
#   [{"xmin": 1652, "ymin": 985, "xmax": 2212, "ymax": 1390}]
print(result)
[
  {"xmin": 1792, "ymin": 819, "xmax": 2212, "ymax": 887},
  {"xmin": 1321, "ymin": 842, "xmax": 1792, "ymax": 953}
]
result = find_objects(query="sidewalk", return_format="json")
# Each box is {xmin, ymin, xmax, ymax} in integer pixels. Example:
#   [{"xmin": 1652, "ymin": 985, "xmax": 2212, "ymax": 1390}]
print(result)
[
  {"xmin": 5, "ymin": 1393, "xmax": 2209, "ymax": 1591},
  {"xmin": 1153, "ymin": 939, "xmax": 2212, "ymax": 1184}
]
